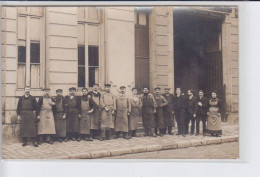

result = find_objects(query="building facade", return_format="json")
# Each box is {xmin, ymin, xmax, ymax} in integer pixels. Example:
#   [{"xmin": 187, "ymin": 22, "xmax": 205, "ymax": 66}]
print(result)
[{"xmin": 1, "ymin": 6, "xmax": 239, "ymax": 143}]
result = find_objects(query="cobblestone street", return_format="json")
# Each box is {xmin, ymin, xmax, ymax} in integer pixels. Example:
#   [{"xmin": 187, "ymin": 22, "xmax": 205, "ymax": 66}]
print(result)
[{"xmin": 1, "ymin": 123, "xmax": 239, "ymax": 159}]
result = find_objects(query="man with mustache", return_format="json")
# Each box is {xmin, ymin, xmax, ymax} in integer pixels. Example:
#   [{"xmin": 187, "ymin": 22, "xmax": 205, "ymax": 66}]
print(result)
[
  {"xmin": 17, "ymin": 86, "xmax": 39, "ymax": 147},
  {"xmin": 65, "ymin": 87, "xmax": 81, "ymax": 141}
]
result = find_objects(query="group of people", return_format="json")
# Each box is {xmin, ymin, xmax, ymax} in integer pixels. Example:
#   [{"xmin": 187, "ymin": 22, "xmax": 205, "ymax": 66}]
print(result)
[{"xmin": 17, "ymin": 84, "xmax": 222, "ymax": 147}]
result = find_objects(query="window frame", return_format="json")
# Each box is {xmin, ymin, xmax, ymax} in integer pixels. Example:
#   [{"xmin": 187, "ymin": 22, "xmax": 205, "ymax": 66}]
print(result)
[
  {"xmin": 77, "ymin": 7, "xmax": 101, "ymax": 88},
  {"xmin": 16, "ymin": 7, "xmax": 45, "ymax": 90}
]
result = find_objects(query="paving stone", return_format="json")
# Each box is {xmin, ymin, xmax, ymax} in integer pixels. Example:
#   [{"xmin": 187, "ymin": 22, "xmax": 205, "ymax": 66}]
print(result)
[
  {"xmin": 132, "ymin": 146, "xmax": 147, "ymax": 153},
  {"xmin": 206, "ymin": 138, "xmax": 222, "ymax": 145},
  {"xmin": 221, "ymin": 136, "xmax": 239, "ymax": 143},
  {"xmin": 146, "ymin": 145, "xmax": 162, "ymax": 152},
  {"xmin": 69, "ymin": 152, "xmax": 92, "ymax": 159},
  {"xmin": 110, "ymin": 148, "xmax": 133, "ymax": 156},
  {"xmin": 162, "ymin": 143, "xmax": 178, "ymax": 150},
  {"xmin": 91, "ymin": 150, "xmax": 111, "ymax": 159},
  {"xmin": 190, "ymin": 140, "xmax": 202, "ymax": 147},
  {"xmin": 177, "ymin": 141, "xmax": 190, "ymax": 148}
]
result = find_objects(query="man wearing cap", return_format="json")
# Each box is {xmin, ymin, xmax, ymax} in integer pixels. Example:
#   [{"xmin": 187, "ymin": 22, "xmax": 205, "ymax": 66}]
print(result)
[
  {"xmin": 17, "ymin": 86, "xmax": 39, "ymax": 147},
  {"xmin": 65, "ymin": 87, "xmax": 81, "ymax": 141},
  {"xmin": 140, "ymin": 87, "xmax": 157, "ymax": 137},
  {"xmin": 100, "ymin": 83, "xmax": 115, "ymax": 140},
  {"xmin": 163, "ymin": 88, "xmax": 175, "ymax": 135},
  {"xmin": 87, "ymin": 83, "xmax": 101, "ymax": 139},
  {"xmin": 78, "ymin": 88, "xmax": 95, "ymax": 141},
  {"xmin": 154, "ymin": 87, "xmax": 168, "ymax": 137},
  {"xmin": 196, "ymin": 90, "xmax": 208, "ymax": 136},
  {"xmin": 173, "ymin": 88, "xmax": 186, "ymax": 137},
  {"xmin": 114, "ymin": 86, "xmax": 131, "ymax": 139},
  {"xmin": 53, "ymin": 89, "xmax": 67, "ymax": 142},
  {"xmin": 129, "ymin": 87, "xmax": 142, "ymax": 137},
  {"xmin": 37, "ymin": 88, "xmax": 56, "ymax": 144},
  {"xmin": 185, "ymin": 89, "xmax": 198, "ymax": 135}
]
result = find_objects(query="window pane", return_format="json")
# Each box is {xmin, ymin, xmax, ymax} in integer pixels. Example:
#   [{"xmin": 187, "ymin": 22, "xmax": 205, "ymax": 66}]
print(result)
[
  {"xmin": 88, "ymin": 46, "xmax": 99, "ymax": 66},
  {"xmin": 30, "ymin": 43, "xmax": 40, "ymax": 64},
  {"xmin": 30, "ymin": 64, "xmax": 40, "ymax": 88},
  {"xmin": 18, "ymin": 46, "xmax": 26, "ymax": 63},
  {"xmin": 17, "ymin": 64, "xmax": 26, "ymax": 88},
  {"xmin": 89, "ymin": 67, "xmax": 98, "ymax": 87},
  {"xmin": 78, "ymin": 45, "xmax": 85, "ymax": 65},
  {"xmin": 78, "ymin": 67, "xmax": 85, "ymax": 87}
]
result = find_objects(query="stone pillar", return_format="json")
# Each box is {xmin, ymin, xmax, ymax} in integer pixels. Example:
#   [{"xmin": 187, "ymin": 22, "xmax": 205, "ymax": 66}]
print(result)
[
  {"xmin": 104, "ymin": 7, "xmax": 135, "ymax": 95},
  {"xmin": 149, "ymin": 7, "xmax": 174, "ymax": 93}
]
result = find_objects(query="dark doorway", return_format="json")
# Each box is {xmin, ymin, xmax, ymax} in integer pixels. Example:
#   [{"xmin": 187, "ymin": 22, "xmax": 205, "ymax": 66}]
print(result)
[
  {"xmin": 173, "ymin": 9, "xmax": 224, "ymax": 98},
  {"xmin": 135, "ymin": 11, "xmax": 149, "ymax": 93}
]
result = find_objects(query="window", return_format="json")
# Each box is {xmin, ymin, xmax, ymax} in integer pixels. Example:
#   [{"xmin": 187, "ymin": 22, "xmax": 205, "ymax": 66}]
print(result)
[
  {"xmin": 77, "ymin": 7, "xmax": 100, "ymax": 88},
  {"xmin": 17, "ymin": 7, "xmax": 44, "ymax": 89},
  {"xmin": 88, "ymin": 46, "xmax": 99, "ymax": 87}
]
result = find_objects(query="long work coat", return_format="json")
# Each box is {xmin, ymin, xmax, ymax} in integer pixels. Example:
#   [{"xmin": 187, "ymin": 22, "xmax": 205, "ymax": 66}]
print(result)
[
  {"xmin": 163, "ymin": 93, "xmax": 175, "ymax": 127},
  {"xmin": 140, "ymin": 93, "xmax": 157, "ymax": 128},
  {"xmin": 53, "ymin": 95, "xmax": 67, "ymax": 137},
  {"xmin": 154, "ymin": 94, "xmax": 168, "ymax": 129},
  {"xmin": 17, "ymin": 95, "xmax": 38, "ymax": 137},
  {"xmin": 129, "ymin": 95, "xmax": 142, "ymax": 131},
  {"xmin": 114, "ymin": 94, "xmax": 131, "ymax": 132},
  {"xmin": 79, "ymin": 95, "xmax": 95, "ymax": 135},
  {"xmin": 37, "ymin": 96, "xmax": 56, "ymax": 135},
  {"xmin": 88, "ymin": 91, "xmax": 101, "ymax": 130},
  {"xmin": 65, "ymin": 95, "xmax": 80, "ymax": 133},
  {"xmin": 100, "ymin": 92, "xmax": 115, "ymax": 129}
]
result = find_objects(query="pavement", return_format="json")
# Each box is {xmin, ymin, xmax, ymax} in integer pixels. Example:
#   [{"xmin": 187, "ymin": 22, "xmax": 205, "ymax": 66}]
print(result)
[{"xmin": 1, "ymin": 122, "xmax": 238, "ymax": 159}]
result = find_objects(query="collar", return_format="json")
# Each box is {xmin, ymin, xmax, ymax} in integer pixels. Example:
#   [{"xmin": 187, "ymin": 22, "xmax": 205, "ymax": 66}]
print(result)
[
  {"xmin": 24, "ymin": 94, "xmax": 30, "ymax": 98},
  {"xmin": 120, "ymin": 93, "xmax": 125, "ymax": 97}
]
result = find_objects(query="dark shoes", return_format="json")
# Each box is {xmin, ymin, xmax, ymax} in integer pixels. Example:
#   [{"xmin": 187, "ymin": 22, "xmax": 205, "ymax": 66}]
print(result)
[
  {"xmin": 160, "ymin": 133, "xmax": 164, "ymax": 137},
  {"xmin": 59, "ymin": 138, "xmax": 63, "ymax": 142},
  {"xmin": 33, "ymin": 143, "xmax": 39, "ymax": 147},
  {"xmin": 64, "ymin": 138, "xmax": 68, "ymax": 142},
  {"xmin": 151, "ymin": 132, "xmax": 157, "ymax": 137},
  {"xmin": 176, "ymin": 133, "xmax": 181, "ymax": 135},
  {"xmin": 22, "ymin": 142, "xmax": 27, "ymax": 146},
  {"xmin": 99, "ymin": 137, "xmax": 105, "ymax": 141},
  {"xmin": 77, "ymin": 137, "xmax": 81, "ymax": 142},
  {"xmin": 195, "ymin": 133, "xmax": 199, "ymax": 136},
  {"xmin": 182, "ymin": 134, "xmax": 186, "ymax": 137},
  {"xmin": 124, "ymin": 135, "xmax": 131, "ymax": 140}
]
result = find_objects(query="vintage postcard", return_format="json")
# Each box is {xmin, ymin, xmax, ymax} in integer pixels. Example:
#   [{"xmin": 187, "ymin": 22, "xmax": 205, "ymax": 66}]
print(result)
[{"xmin": 1, "ymin": 6, "xmax": 239, "ymax": 159}]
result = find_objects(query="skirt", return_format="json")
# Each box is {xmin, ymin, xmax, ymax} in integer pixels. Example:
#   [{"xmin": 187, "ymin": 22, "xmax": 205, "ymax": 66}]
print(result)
[{"xmin": 206, "ymin": 107, "xmax": 222, "ymax": 135}]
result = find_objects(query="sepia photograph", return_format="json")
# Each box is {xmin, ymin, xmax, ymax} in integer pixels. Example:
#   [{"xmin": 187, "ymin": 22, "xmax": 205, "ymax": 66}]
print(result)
[{"xmin": 1, "ymin": 5, "xmax": 239, "ymax": 159}]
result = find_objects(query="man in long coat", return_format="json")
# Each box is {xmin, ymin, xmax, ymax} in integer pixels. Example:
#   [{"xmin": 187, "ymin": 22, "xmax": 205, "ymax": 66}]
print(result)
[
  {"xmin": 37, "ymin": 88, "xmax": 56, "ymax": 144},
  {"xmin": 154, "ymin": 87, "xmax": 168, "ymax": 136},
  {"xmin": 173, "ymin": 88, "xmax": 186, "ymax": 137},
  {"xmin": 140, "ymin": 87, "xmax": 157, "ymax": 137},
  {"xmin": 17, "ymin": 86, "xmax": 38, "ymax": 147},
  {"xmin": 185, "ymin": 89, "xmax": 198, "ymax": 135},
  {"xmin": 78, "ymin": 88, "xmax": 95, "ymax": 141},
  {"xmin": 129, "ymin": 87, "xmax": 142, "ymax": 137},
  {"xmin": 65, "ymin": 87, "xmax": 81, "ymax": 141},
  {"xmin": 100, "ymin": 83, "xmax": 115, "ymax": 141},
  {"xmin": 114, "ymin": 86, "xmax": 131, "ymax": 139},
  {"xmin": 196, "ymin": 90, "xmax": 208, "ymax": 136},
  {"xmin": 163, "ymin": 88, "xmax": 175, "ymax": 135},
  {"xmin": 87, "ymin": 83, "xmax": 101, "ymax": 139},
  {"xmin": 53, "ymin": 89, "xmax": 67, "ymax": 142}
]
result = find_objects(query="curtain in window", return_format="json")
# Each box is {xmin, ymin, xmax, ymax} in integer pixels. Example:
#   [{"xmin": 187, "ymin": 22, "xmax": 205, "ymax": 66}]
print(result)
[
  {"xmin": 30, "ymin": 64, "xmax": 40, "ymax": 88},
  {"xmin": 17, "ymin": 64, "xmax": 26, "ymax": 89}
]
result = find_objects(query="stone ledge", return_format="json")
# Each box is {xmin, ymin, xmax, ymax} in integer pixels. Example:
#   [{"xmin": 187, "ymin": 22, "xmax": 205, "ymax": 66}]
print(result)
[
  {"xmin": 162, "ymin": 143, "xmax": 178, "ymax": 150},
  {"xmin": 177, "ymin": 141, "xmax": 191, "ymax": 148},
  {"xmin": 146, "ymin": 145, "xmax": 162, "ymax": 152},
  {"xmin": 206, "ymin": 138, "xmax": 222, "ymax": 145},
  {"xmin": 110, "ymin": 148, "xmax": 133, "ymax": 156},
  {"xmin": 90, "ymin": 150, "xmax": 111, "ymax": 159}
]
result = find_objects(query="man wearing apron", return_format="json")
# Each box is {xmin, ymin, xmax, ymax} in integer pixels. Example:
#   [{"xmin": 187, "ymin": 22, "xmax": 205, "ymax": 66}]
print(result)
[
  {"xmin": 78, "ymin": 88, "xmax": 95, "ymax": 141},
  {"xmin": 140, "ymin": 87, "xmax": 157, "ymax": 137},
  {"xmin": 37, "ymin": 88, "xmax": 56, "ymax": 144},
  {"xmin": 65, "ymin": 87, "xmax": 81, "ymax": 141},
  {"xmin": 53, "ymin": 89, "xmax": 67, "ymax": 142},
  {"xmin": 154, "ymin": 87, "xmax": 168, "ymax": 137},
  {"xmin": 100, "ymin": 84, "xmax": 115, "ymax": 141},
  {"xmin": 163, "ymin": 88, "xmax": 175, "ymax": 135},
  {"xmin": 17, "ymin": 86, "xmax": 38, "ymax": 147},
  {"xmin": 87, "ymin": 84, "xmax": 101, "ymax": 139},
  {"xmin": 114, "ymin": 86, "xmax": 131, "ymax": 139}
]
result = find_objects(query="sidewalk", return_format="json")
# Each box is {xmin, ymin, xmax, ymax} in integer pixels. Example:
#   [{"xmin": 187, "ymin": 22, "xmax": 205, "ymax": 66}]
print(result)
[{"xmin": 1, "ymin": 122, "xmax": 238, "ymax": 159}]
